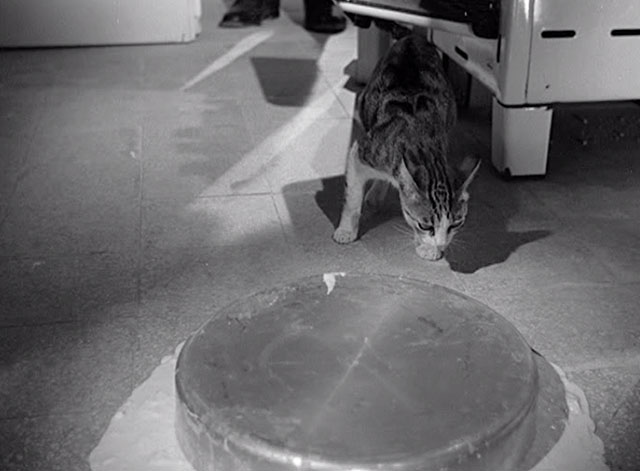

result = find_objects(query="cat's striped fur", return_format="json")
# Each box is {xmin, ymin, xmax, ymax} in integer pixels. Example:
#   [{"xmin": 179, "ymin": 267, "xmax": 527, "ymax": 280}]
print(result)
[{"xmin": 333, "ymin": 34, "xmax": 480, "ymax": 260}]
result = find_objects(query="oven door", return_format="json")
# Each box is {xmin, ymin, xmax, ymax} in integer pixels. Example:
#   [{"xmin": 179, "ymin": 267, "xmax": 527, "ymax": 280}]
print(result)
[{"xmin": 335, "ymin": 0, "xmax": 499, "ymax": 38}]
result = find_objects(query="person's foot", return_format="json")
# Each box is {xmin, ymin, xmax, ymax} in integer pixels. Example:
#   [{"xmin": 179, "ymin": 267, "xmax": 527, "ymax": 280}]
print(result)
[
  {"xmin": 219, "ymin": 0, "xmax": 279, "ymax": 28},
  {"xmin": 304, "ymin": 0, "xmax": 346, "ymax": 34}
]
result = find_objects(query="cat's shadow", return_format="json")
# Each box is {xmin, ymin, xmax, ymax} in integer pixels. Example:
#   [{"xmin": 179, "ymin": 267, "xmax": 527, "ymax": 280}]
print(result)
[
  {"xmin": 446, "ymin": 226, "xmax": 551, "ymax": 274},
  {"xmin": 312, "ymin": 172, "xmax": 551, "ymax": 274},
  {"xmin": 313, "ymin": 175, "xmax": 402, "ymax": 237}
]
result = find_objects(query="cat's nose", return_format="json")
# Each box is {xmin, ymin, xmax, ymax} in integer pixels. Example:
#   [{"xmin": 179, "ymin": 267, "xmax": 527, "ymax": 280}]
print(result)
[{"xmin": 434, "ymin": 246, "xmax": 446, "ymax": 260}]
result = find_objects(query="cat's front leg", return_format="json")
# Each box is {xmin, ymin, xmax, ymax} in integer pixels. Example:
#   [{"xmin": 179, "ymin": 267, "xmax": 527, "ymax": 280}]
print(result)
[
  {"xmin": 364, "ymin": 179, "xmax": 390, "ymax": 211},
  {"xmin": 333, "ymin": 141, "xmax": 365, "ymax": 244}
]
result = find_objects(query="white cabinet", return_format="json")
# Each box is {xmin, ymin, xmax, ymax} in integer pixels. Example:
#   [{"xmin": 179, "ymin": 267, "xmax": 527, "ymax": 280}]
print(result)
[{"xmin": 0, "ymin": 0, "xmax": 201, "ymax": 47}]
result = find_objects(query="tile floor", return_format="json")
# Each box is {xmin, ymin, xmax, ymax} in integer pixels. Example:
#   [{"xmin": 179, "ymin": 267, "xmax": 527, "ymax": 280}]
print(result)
[{"xmin": 1, "ymin": 1, "xmax": 639, "ymax": 470}]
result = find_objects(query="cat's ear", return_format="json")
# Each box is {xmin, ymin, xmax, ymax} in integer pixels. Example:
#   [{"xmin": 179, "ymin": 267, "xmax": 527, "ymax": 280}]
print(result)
[
  {"xmin": 455, "ymin": 155, "xmax": 481, "ymax": 202},
  {"xmin": 398, "ymin": 157, "xmax": 422, "ymax": 199}
]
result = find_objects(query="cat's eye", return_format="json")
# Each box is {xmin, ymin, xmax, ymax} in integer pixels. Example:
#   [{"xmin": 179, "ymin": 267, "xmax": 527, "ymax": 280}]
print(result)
[
  {"xmin": 417, "ymin": 222, "xmax": 435, "ymax": 235},
  {"xmin": 448, "ymin": 220, "xmax": 464, "ymax": 231}
]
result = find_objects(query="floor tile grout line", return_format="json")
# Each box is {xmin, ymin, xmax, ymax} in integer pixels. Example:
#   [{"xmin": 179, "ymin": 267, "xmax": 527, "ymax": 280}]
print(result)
[
  {"xmin": 319, "ymin": 69, "xmax": 353, "ymax": 119},
  {"xmin": 0, "ymin": 92, "xmax": 46, "ymax": 230},
  {"xmin": 559, "ymin": 218, "xmax": 639, "ymax": 284},
  {"xmin": 564, "ymin": 354, "xmax": 640, "ymax": 374},
  {"xmin": 546, "ymin": 212, "xmax": 621, "ymax": 284},
  {"xmin": 0, "ymin": 318, "xmax": 79, "ymax": 331},
  {"xmin": 136, "ymin": 123, "xmax": 144, "ymax": 314},
  {"xmin": 0, "ymin": 409, "xmax": 108, "ymax": 422},
  {"xmin": 269, "ymin": 193, "xmax": 293, "ymax": 245},
  {"xmin": 192, "ymin": 192, "xmax": 275, "ymax": 199},
  {"xmin": 0, "ymin": 249, "xmax": 143, "ymax": 262}
]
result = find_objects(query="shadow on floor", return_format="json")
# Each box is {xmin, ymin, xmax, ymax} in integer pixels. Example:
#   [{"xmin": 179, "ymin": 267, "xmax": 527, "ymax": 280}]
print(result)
[
  {"xmin": 299, "ymin": 91, "xmax": 552, "ymax": 274},
  {"xmin": 446, "ymin": 228, "xmax": 551, "ymax": 274},
  {"xmin": 442, "ymin": 165, "xmax": 553, "ymax": 273},
  {"xmin": 313, "ymin": 174, "xmax": 405, "ymax": 235},
  {"xmin": 251, "ymin": 57, "xmax": 321, "ymax": 107},
  {"xmin": 311, "ymin": 172, "xmax": 551, "ymax": 274}
]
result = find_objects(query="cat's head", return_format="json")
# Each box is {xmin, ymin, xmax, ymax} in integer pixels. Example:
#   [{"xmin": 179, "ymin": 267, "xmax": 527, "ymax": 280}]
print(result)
[{"xmin": 398, "ymin": 155, "xmax": 480, "ymax": 260}]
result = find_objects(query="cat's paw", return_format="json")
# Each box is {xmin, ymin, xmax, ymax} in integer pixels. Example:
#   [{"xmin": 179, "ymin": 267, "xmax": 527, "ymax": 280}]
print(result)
[
  {"xmin": 416, "ymin": 244, "xmax": 443, "ymax": 261},
  {"xmin": 332, "ymin": 228, "xmax": 358, "ymax": 244}
]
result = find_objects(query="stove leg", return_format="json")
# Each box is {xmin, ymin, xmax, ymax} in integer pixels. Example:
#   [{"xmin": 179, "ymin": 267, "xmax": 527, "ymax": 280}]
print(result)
[{"xmin": 491, "ymin": 99, "xmax": 553, "ymax": 177}]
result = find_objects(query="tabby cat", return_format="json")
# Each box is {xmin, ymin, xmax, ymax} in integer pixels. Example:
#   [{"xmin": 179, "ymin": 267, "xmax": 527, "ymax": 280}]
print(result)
[{"xmin": 332, "ymin": 33, "xmax": 480, "ymax": 261}]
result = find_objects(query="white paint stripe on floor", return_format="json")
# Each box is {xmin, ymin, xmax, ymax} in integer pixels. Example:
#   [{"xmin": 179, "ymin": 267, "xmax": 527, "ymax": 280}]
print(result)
[{"xmin": 180, "ymin": 30, "xmax": 274, "ymax": 91}]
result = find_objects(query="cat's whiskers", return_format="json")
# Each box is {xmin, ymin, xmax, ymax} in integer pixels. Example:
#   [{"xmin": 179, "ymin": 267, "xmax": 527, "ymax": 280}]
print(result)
[
  {"xmin": 391, "ymin": 222, "xmax": 414, "ymax": 237},
  {"xmin": 447, "ymin": 235, "xmax": 470, "ymax": 252}
]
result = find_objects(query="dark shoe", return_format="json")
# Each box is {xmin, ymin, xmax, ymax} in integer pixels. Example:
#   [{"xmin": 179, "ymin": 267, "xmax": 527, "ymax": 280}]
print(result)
[
  {"xmin": 219, "ymin": 0, "xmax": 280, "ymax": 28},
  {"xmin": 303, "ymin": 0, "xmax": 346, "ymax": 34}
]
